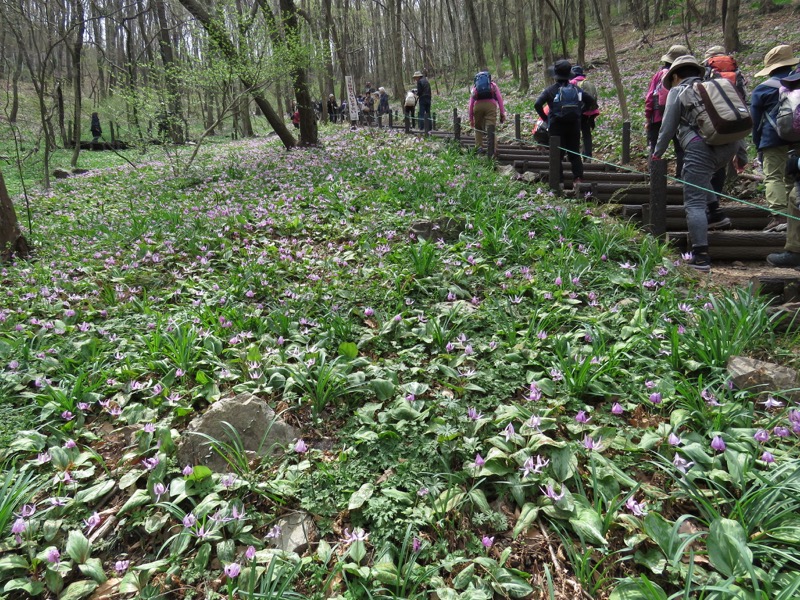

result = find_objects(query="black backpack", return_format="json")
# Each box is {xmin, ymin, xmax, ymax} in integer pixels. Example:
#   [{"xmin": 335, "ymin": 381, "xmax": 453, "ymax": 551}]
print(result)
[
  {"xmin": 474, "ymin": 72, "xmax": 494, "ymax": 100},
  {"xmin": 551, "ymin": 83, "xmax": 583, "ymax": 122}
]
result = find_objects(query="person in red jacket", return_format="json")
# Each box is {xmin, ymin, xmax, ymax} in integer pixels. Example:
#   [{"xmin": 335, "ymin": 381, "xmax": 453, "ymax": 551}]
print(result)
[
  {"xmin": 468, "ymin": 71, "xmax": 506, "ymax": 154},
  {"xmin": 645, "ymin": 45, "xmax": 688, "ymax": 176}
]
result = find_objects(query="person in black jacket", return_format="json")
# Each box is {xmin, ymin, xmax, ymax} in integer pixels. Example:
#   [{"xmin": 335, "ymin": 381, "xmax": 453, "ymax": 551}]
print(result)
[
  {"xmin": 534, "ymin": 60, "xmax": 595, "ymax": 187},
  {"xmin": 413, "ymin": 70, "xmax": 432, "ymax": 133},
  {"xmin": 327, "ymin": 94, "xmax": 338, "ymax": 123},
  {"xmin": 90, "ymin": 113, "xmax": 102, "ymax": 143}
]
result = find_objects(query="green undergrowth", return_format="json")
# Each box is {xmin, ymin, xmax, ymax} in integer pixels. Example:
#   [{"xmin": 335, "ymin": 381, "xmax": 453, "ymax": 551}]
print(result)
[{"xmin": 0, "ymin": 127, "xmax": 798, "ymax": 600}]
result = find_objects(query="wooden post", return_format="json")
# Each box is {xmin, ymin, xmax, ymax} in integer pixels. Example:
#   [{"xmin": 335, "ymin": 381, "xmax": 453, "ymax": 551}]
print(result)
[
  {"xmin": 622, "ymin": 121, "xmax": 631, "ymax": 164},
  {"xmin": 514, "ymin": 114, "xmax": 521, "ymax": 142},
  {"xmin": 455, "ymin": 117, "xmax": 461, "ymax": 141},
  {"xmin": 549, "ymin": 135, "xmax": 562, "ymax": 193},
  {"xmin": 487, "ymin": 124, "xmax": 496, "ymax": 159},
  {"xmin": 378, "ymin": 115, "xmax": 383, "ymax": 128},
  {"xmin": 649, "ymin": 158, "xmax": 668, "ymax": 239},
  {"xmin": 68, "ymin": 120, "xmax": 74, "ymax": 145},
  {"xmin": 110, "ymin": 121, "xmax": 116, "ymax": 143},
  {"xmin": 453, "ymin": 107, "xmax": 458, "ymax": 133},
  {"xmin": 388, "ymin": 112, "xmax": 393, "ymax": 128},
  {"xmin": 432, "ymin": 112, "xmax": 437, "ymax": 131},
  {"xmin": 404, "ymin": 115, "xmax": 410, "ymax": 134}
]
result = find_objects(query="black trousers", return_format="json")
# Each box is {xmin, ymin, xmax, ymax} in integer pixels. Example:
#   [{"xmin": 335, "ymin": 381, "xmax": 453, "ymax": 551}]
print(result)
[{"xmin": 550, "ymin": 119, "xmax": 583, "ymax": 181}]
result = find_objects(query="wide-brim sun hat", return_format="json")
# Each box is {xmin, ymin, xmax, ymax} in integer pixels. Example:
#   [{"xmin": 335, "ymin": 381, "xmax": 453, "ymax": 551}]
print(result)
[
  {"xmin": 379, "ymin": 87, "xmax": 385, "ymax": 92},
  {"xmin": 661, "ymin": 44, "xmax": 690, "ymax": 64},
  {"xmin": 704, "ymin": 45, "xmax": 726, "ymax": 60},
  {"xmin": 755, "ymin": 45, "xmax": 800, "ymax": 77},
  {"xmin": 662, "ymin": 55, "xmax": 704, "ymax": 89},
  {"xmin": 412, "ymin": 71, "xmax": 424, "ymax": 79},
  {"xmin": 553, "ymin": 59, "xmax": 572, "ymax": 80}
]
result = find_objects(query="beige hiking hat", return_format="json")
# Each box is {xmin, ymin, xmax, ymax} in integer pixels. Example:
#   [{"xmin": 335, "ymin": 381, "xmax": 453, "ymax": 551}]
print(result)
[
  {"xmin": 704, "ymin": 45, "xmax": 726, "ymax": 60},
  {"xmin": 662, "ymin": 55, "xmax": 704, "ymax": 89},
  {"xmin": 412, "ymin": 71, "xmax": 424, "ymax": 79},
  {"xmin": 660, "ymin": 44, "xmax": 690, "ymax": 64},
  {"xmin": 755, "ymin": 45, "xmax": 799, "ymax": 77}
]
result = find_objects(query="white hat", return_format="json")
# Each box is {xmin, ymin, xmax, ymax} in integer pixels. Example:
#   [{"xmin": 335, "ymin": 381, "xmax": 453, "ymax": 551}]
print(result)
[{"xmin": 379, "ymin": 87, "xmax": 385, "ymax": 92}]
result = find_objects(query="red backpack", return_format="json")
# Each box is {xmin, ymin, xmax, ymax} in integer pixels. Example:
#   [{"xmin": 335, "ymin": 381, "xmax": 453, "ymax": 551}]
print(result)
[{"xmin": 653, "ymin": 69, "xmax": 670, "ymax": 115}]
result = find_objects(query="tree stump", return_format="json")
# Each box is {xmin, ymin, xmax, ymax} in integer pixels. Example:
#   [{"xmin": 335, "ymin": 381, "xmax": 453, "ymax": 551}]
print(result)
[{"xmin": 0, "ymin": 170, "xmax": 29, "ymax": 262}]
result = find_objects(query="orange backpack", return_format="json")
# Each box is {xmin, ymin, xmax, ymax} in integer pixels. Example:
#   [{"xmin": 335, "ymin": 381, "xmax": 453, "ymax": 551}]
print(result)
[{"xmin": 706, "ymin": 55, "xmax": 739, "ymax": 88}]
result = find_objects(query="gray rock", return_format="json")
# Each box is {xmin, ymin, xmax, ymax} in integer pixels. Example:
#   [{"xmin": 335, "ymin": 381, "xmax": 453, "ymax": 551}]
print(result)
[
  {"xmin": 409, "ymin": 216, "xmax": 465, "ymax": 242},
  {"xmin": 177, "ymin": 393, "xmax": 296, "ymax": 472},
  {"xmin": 727, "ymin": 356, "xmax": 798, "ymax": 397},
  {"xmin": 273, "ymin": 511, "xmax": 317, "ymax": 554},
  {"xmin": 520, "ymin": 171, "xmax": 539, "ymax": 183}
]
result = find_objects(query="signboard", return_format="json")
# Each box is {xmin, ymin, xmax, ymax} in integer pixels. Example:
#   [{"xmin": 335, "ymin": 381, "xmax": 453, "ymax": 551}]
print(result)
[{"xmin": 345, "ymin": 76, "xmax": 359, "ymax": 123}]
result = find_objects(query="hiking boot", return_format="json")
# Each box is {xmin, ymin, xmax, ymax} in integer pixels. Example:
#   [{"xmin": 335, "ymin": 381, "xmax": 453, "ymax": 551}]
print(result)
[
  {"xmin": 707, "ymin": 211, "xmax": 732, "ymax": 230},
  {"xmin": 764, "ymin": 216, "xmax": 788, "ymax": 232},
  {"xmin": 767, "ymin": 251, "xmax": 800, "ymax": 267},
  {"xmin": 686, "ymin": 253, "xmax": 711, "ymax": 272}
]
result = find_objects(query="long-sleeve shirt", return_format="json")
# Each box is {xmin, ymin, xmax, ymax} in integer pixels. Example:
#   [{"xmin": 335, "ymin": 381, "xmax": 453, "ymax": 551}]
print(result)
[
  {"xmin": 468, "ymin": 81, "xmax": 506, "ymax": 122},
  {"xmin": 534, "ymin": 81, "xmax": 596, "ymax": 126},
  {"xmin": 416, "ymin": 76, "xmax": 431, "ymax": 99},
  {"xmin": 645, "ymin": 68, "xmax": 668, "ymax": 124},
  {"xmin": 751, "ymin": 66, "xmax": 794, "ymax": 150},
  {"xmin": 653, "ymin": 77, "xmax": 702, "ymax": 157}
]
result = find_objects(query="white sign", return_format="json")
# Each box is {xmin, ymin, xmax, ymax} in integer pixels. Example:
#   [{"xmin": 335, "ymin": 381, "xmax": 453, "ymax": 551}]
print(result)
[{"xmin": 345, "ymin": 76, "xmax": 359, "ymax": 122}]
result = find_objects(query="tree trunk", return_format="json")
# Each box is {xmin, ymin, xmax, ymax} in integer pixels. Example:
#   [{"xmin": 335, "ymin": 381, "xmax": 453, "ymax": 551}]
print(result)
[
  {"xmin": 178, "ymin": 0, "xmax": 296, "ymax": 149},
  {"xmin": 277, "ymin": 0, "xmax": 318, "ymax": 146},
  {"xmin": 723, "ymin": 0, "xmax": 740, "ymax": 51},
  {"xmin": 538, "ymin": 0, "xmax": 554, "ymax": 79},
  {"xmin": 155, "ymin": 0, "xmax": 184, "ymax": 143},
  {"xmin": 10, "ymin": 51, "xmax": 22, "ymax": 123},
  {"xmin": 502, "ymin": 0, "xmax": 519, "ymax": 80},
  {"xmin": 487, "ymin": 1, "xmax": 502, "ymax": 78},
  {"xmin": 464, "ymin": 0, "xmax": 487, "ymax": 70},
  {"xmin": 0, "ymin": 170, "xmax": 29, "ymax": 262},
  {"xmin": 593, "ymin": 0, "xmax": 629, "ymax": 122},
  {"xmin": 516, "ymin": 0, "xmax": 529, "ymax": 92},
  {"xmin": 578, "ymin": 0, "xmax": 586, "ymax": 66},
  {"xmin": 71, "ymin": 0, "xmax": 85, "ymax": 168},
  {"xmin": 56, "ymin": 84, "xmax": 68, "ymax": 148}
]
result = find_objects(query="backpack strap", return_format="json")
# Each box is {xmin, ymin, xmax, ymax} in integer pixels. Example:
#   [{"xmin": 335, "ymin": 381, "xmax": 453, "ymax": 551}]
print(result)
[{"xmin": 760, "ymin": 78, "xmax": 783, "ymax": 130}]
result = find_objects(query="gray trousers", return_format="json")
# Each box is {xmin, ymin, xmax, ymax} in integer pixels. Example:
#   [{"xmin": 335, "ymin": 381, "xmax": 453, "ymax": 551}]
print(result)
[{"xmin": 682, "ymin": 139, "xmax": 736, "ymax": 250}]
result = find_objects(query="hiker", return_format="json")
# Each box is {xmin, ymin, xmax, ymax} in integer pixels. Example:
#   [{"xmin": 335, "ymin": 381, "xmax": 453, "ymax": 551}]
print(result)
[
  {"xmin": 468, "ymin": 71, "xmax": 506, "ymax": 154},
  {"xmin": 378, "ymin": 87, "xmax": 390, "ymax": 118},
  {"xmin": 534, "ymin": 59, "xmax": 595, "ymax": 187},
  {"xmin": 362, "ymin": 91, "xmax": 375, "ymax": 125},
  {"xmin": 413, "ymin": 70, "xmax": 432, "ymax": 133},
  {"xmin": 703, "ymin": 45, "xmax": 749, "ymax": 229},
  {"xmin": 291, "ymin": 106, "xmax": 300, "ymax": 129},
  {"xmin": 766, "ymin": 70, "xmax": 800, "ymax": 267},
  {"xmin": 569, "ymin": 65, "xmax": 600, "ymax": 160},
  {"xmin": 404, "ymin": 89, "xmax": 418, "ymax": 122},
  {"xmin": 327, "ymin": 94, "xmax": 338, "ymax": 123},
  {"xmin": 652, "ymin": 55, "xmax": 740, "ymax": 272},
  {"xmin": 645, "ymin": 45, "xmax": 689, "ymax": 176},
  {"xmin": 752, "ymin": 45, "xmax": 800, "ymax": 237},
  {"xmin": 90, "ymin": 112, "xmax": 102, "ymax": 143}
]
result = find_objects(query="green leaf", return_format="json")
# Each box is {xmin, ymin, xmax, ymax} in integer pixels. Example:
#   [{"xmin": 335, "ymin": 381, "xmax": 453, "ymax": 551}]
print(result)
[
  {"xmin": 348, "ymin": 540, "xmax": 367, "ymax": 563},
  {"xmin": 634, "ymin": 548, "xmax": 667, "ymax": 574},
  {"xmin": 512, "ymin": 503, "xmax": 539, "ymax": 539},
  {"xmin": 144, "ymin": 512, "xmax": 169, "ymax": 534},
  {"xmin": 217, "ymin": 539, "xmax": 236, "ymax": 564},
  {"xmin": 493, "ymin": 569, "xmax": 534, "ymax": 598},
  {"xmin": 187, "ymin": 465, "xmax": 213, "ymax": 482},
  {"xmin": 550, "ymin": 446, "xmax": 577, "ymax": 482},
  {"xmin": 59, "ymin": 580, "xmax": 99, "ymax": 600},
  {"xmin": 118, "ymin": 469, "xmax": 144, "ymax": 490},
  {"xmin": 609, "ymin": 577, "xmax": 667, "ymax": 600},
  {"xmin": 370, "ymin": 379, "xmax": 395, "ymax": 401},
  {"xmin": 338, "ymin": 342, "xmax": 358, "ymax": 359},
  {"xmin": 569, "ymin": 503, "xmax": 607, "ymax": 546},
  {"xmin": 348, "ymin": 483, "xmax": 375, "ymax": 510},
  {"xmin": 643, "ymin": 513, "xmax": 675, "ymax": 558},
  {"xmin": 45, "ymin": 568, "xmax": 64, "ymax": 594},
  {"xmin": 66, "ymin": 530, "xmax": 92, "ymax": 564},
  {"xmin": 707, "ymin": 518, "xmax": 753, "ymax": 579},
  {"xmin": 78, "ymin": 558, "xmax": 107, "ymax": 584},
  {"xmin": 119, "ymin": 489, "xmax": 151, "ymax": 515},
  {"xmin": 453, "ymin": 563, "xmax": 476, "ymax": 590},
  {"xmin": 0, "ymin": 555, "xmax": 29, "ymax": 579},
  {"xmin": 194, "ymin": 543, "xmax": 212, "ymax": 569},
  {"xmin": 4, "ymin": 578, "xmax": 45, "ymax": 596},
  {"xmin": 371, "ymin": 562, "xmax": 399, "ymax": 586},
  {"xmin": 75, "ymin": 479, "xmax": 116, "ymax": 504}
]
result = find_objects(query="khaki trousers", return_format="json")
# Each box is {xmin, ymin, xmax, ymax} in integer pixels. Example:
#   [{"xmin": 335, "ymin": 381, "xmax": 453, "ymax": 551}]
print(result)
[{"xmin": 474, "ymin": 100, "xmax": 497, "ymax": 151}]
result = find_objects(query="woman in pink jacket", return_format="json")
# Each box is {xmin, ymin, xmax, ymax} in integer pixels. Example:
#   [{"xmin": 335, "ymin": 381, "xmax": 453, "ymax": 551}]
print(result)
[{"xmin": 469, "ymin": 72, "xmax": 506, "ymax": 154}]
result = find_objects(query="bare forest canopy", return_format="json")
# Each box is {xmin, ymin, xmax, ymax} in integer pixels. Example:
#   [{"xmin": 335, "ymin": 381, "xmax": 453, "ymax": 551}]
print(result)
[{"xmin": 0, "ymin": 0, "xmax": 772, "ymax": 148}]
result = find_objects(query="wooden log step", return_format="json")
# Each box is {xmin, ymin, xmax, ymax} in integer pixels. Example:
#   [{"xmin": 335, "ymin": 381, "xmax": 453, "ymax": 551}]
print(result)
[
  {"xmin": 751, "ymin": 276, "xmax": 800, "ymax": 301},
  {"xmin": 628, "ymin": 204, "xmax": 772, "ymax": 231},
  {"xmin": 668, "ymin": 231, "xmax": 786, "ymax": 247},
  {"xmin": 622, "ymin": 204, "xmax": 773, "ymax": 219},
  {"xmin": 510, "ymin": 160, "xmax": 641, "ymax": 177}
]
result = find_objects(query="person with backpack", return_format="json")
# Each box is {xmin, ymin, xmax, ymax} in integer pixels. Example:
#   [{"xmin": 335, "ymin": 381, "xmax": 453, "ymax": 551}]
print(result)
[
  {"xmin": 652, "ymin": 55, "xmax": 744, "ymax": 272},
  {"xmin": 468, "ymin": 71, "xmax": 506, "ymax": 154},
  {"xmin": 766, "ymin": 70, "xmax": 800, "ymax": 267},
  {"xmin": 645, "ymin": 45, "xmax": 689, "ymax": 176},
  {"xmin": 404, "ymin": 89, "xmax": 418, "ymax": 122},
  {"xmin": 569, "ymin": 65, "xmax": 599, "ymax": 160},
  {"xmin": 751, "ymin": 45, "xmax": 800, "ymax": 239},
  {"xmin": 413, "ymin": 70, "xmax": 432, "ymax": 133},
  {"xmin": 703, "ymin": 45, "xmax": 749, "ymax": 229},
  {"xmin": 534, "ymin": 59, "xmax": 595, "ymax": 187}
]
